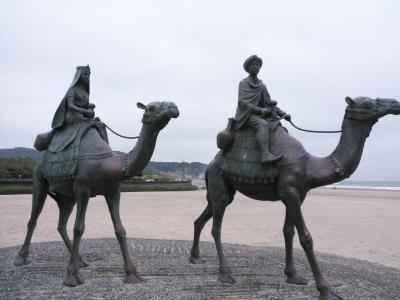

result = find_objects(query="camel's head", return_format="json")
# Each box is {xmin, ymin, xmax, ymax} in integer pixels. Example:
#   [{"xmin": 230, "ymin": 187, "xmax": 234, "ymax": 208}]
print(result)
[
  {"xmin": 345, "ymin": 96, "xmax": 400, "ymax": 121},
  {"xmin": 137, "ymin": 101, "xmax": 180, "ymax": 130}
]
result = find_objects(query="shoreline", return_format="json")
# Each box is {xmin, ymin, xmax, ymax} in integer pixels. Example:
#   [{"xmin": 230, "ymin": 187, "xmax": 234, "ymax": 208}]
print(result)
[{"xmin": 323, "ymin": 185, "xmax": 400, "ymax": 191}]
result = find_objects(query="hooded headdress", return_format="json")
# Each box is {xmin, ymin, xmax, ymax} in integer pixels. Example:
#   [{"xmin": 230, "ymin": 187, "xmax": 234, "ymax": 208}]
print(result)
[
  {"xmin": 51, "ymin": 65, "xmax": 90, "ymax": 129},
  {"xmin": 243, "ymin": 55, "xmax": 263, "ymax": 73}
]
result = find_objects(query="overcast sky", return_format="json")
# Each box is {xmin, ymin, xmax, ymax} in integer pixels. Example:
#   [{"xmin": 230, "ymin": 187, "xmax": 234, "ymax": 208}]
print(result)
[{"xmin": 0, "ymin": 1, "xmax": 399, "ymax": 181}]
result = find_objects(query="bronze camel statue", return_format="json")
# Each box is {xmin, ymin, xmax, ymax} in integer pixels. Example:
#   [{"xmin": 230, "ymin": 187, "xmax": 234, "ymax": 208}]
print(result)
[
  {"xmin": 14, "ymin": 101, "xmax": 179, "ymax": 286},
  {"xmin": 189, "ymin": 96, "xmax": 400, "ymax": 300}
]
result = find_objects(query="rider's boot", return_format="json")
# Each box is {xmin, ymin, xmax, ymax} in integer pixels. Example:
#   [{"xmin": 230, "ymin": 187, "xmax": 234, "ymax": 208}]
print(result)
[
  {"xmin": 255, "ymin": 123, "xmax": 282, "ymax": 163},
  {"xmin": 259, "ymin": 142, "xmax": 282, "ymax": 163}
]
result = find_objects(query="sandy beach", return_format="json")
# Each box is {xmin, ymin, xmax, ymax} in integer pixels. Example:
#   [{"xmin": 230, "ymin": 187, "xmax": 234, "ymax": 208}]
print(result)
[{"xmin": 0, "ymin": 188, "xmax": 399, "ymax": 269}]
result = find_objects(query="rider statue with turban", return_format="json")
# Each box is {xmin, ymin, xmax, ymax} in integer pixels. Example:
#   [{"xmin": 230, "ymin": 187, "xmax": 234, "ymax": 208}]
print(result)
[{"xmin": 234, "ymin": 55, "xmax": 290, "ymax": 163}]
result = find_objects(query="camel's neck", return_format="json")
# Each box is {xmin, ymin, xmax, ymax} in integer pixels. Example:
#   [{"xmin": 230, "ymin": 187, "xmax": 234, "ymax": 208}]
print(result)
[
  {"xmin": 124, "ymin": 124, "xmax": 160, "ymax": 178},
  {"xmin": 307, "ymin": 116, "xmax": 375, "ymax": 188},
  {"xmin": 331, "ymin": 117, "xmax": 374, "ymax": 177}
]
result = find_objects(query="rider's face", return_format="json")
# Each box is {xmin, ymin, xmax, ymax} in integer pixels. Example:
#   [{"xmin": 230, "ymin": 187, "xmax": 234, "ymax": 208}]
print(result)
[
  {"xmin": 248, "ymin": 60, "xmax": 261, "ymax": 76},
  {"xmin": 80, "ymin": 71, "xmax": 90, "ymax": 85}
]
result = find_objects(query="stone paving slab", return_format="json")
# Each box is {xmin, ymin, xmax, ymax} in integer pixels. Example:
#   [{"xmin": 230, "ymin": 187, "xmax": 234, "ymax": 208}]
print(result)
[{"xmin": 1, "ymin": 238, "xmax": 399, "ymax": 299}]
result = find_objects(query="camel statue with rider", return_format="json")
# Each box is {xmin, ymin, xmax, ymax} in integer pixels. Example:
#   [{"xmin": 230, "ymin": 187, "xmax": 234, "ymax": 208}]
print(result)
[
  {"xmin": 14, "ymin": 66, "xmax": 180, "ymax": 286},
  {"xmin": 189, "ymin": 55, "xmax": 400, "ymax": 300}
]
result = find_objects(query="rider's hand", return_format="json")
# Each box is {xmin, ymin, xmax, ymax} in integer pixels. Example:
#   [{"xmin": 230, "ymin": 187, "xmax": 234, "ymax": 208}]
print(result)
[
  {"xmin": 86, "ymin": 110, "xmax": 95, "ymax": 118},
  {"xmin": 260, "ymin": 108, "xmax": 271, "ymax": 117},
  {"xmin": 284, "ymin": 114, "xmax": 291, "ymax": 121}
]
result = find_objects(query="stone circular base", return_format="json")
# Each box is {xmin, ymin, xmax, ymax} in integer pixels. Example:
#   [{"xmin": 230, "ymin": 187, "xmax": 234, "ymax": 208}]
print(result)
[{"xmin": 1, "ymin": 238, "xmax": 399, "ymax": 299}]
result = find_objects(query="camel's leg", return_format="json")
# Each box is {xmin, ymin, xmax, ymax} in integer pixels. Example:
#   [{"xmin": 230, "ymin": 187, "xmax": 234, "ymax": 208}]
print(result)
[
  {"xmin": 284, "ymin": 188, "xmax": 342, "ymax": 300},
  {"xmin": 63, "ymin": 187, "xmax": 89, "ymax": 287},
  {"xmin": 212, "ymin": 201, "xmax": 234, "ymax": 284},
  {"xmin": 189, "ymin": 201, "xmax": 212, "ymax": 264},
  {"xmin": 56, "ymin": 196, "xmax": 88, "ymax": 268},
  {"xmin": 14, "ymin": 166, "xmax": 48, "ymax": 266},
  {"xmin": 283, "ymin": 210, "xmax": 308, "ymax": 285},
  {"xmin": 105, "ymin": 188, "xmax": 142, "ymax": 284},
  {"xmin": 207, "ymin": 166, "xmax": 236, "ymax": 284}
]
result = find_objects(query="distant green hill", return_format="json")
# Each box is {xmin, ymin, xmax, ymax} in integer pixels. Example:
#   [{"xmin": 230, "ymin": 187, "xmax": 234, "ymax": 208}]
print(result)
[
  {"xmin": 0, "ymin": 148, "xmax": 207, "ymax": 179},
  {"xmin": 0, "ymin": 147, "xmax": 43, "ymax": 161}
]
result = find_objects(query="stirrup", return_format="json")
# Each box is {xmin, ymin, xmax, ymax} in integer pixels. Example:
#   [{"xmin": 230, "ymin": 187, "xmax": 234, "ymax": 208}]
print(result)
[{"xmin": 261, "ymin": 154, "xmax": 283, "ymax": 163}]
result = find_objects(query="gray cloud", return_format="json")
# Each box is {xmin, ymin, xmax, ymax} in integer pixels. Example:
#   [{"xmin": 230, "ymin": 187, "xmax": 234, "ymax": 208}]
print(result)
[{"xmin": 0, "ymin": 0, "xmax": 399, "ymax": 180}]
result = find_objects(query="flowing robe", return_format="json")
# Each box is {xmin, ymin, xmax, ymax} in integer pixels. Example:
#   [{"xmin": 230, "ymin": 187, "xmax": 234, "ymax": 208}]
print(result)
[{"xmin": 234, "ymin": 76, "xmax": 274, "ymax": 129}]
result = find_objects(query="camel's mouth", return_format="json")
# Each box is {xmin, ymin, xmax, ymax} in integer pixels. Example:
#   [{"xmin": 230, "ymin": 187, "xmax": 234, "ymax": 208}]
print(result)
[
  {"xmin": 164, "ymin": 102, "xmax": 179, "ymax": 119},
  {"xmin": 169, "ymin": 108, "xmax": 180, "ymax": 118},
  {"xmin": 390, "ymin": 99, "xmax": 400, "ymax": 115}
]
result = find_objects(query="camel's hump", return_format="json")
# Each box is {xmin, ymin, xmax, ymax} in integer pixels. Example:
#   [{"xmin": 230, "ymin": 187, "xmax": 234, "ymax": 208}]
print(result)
[{"xmin": 42, "ymin": 121, "xmax": 110, "ymax": 180}]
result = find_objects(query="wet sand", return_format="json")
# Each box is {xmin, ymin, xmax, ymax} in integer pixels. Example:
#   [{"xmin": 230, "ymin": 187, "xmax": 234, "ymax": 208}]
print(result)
[{"xmin": 0, "ymin": 189, "xmax": 399, "ymax": 269}]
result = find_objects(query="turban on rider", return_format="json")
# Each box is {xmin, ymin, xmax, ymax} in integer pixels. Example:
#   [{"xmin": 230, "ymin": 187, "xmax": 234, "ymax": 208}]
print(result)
[
  {"xmin": 51, "ymin": 65, "xmax": 90, "ymax": 129},
  {"xmin": 243, "ymin": 55, "xmax": 263, "ymax": 73}
]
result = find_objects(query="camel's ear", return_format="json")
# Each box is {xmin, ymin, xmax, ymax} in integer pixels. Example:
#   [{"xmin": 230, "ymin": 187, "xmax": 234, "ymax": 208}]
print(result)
[
  {"xmin": 345, "ymin": 96, "xmax": 355, "ymax": 106},
  {"xmin": 137, "ymin": 102, "xmax": 147, "ymax": 110}
]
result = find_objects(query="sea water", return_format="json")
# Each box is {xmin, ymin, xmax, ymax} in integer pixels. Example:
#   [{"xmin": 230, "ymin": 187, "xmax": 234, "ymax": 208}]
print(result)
[{"xmin": 326, "ymin": 180, "xmax": 400, "ymax": 191}]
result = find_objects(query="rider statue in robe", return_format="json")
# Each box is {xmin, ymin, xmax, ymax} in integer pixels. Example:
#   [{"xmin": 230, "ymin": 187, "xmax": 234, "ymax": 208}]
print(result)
[
  {"xmin": 52, "ymin": 65, "xmax": 95, "ymax": 131},
  {"xmin": 234, "ymin": 55, "xmax": 290, "ymax": 163},
  {"xmin": 34, "ymin": 65, "xmax": 106, "ymax": 152},
  {"xmin": 34, "ymin": 65, "xmax": 108, "ymax": 179}
]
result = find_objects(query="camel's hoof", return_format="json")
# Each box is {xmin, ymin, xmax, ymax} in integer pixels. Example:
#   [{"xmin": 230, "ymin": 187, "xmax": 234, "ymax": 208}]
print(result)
[
  {"xmin": 78, "ymin": 259, "xmax": 88, "ymax": 268},
  {"xmin": 218, "ymin": 273, "xmax": 236, "ymax": 284},
  {"xmin": 286, "ymin": 274, "xmax": 308, "ymax": 285},
  {"xmin": 319, "ymin": 291, "xmax": 343, "ymax": 300},
  {"xmin": 14, "ymin": 255, "xmax": 30, "ymax": 266},
  {"xmin": 124, "ymin": 273, "xmax": 143, "ymax": 284},
  {"xmin": 63, "ymin": 273, "xmax": 84, "ymax": 287},
  {"xmin": 189, "ymin": 256, "xmax": 206, "ymax": 264}
]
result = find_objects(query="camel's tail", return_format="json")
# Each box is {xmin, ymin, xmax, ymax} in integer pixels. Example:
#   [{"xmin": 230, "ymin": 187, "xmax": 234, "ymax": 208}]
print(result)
[{"xmin": 205, "ymin": 170, "xmax": 211, "ymax": 203}]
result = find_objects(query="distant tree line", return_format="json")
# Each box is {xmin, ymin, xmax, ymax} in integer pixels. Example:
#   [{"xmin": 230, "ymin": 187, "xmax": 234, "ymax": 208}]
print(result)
[
  {"xmin": 146, "ymin": 161, "xmax": 207, "ymax": 178},
  {"xmin": 0, "ymin": 158, "xmax": 37, "ymax": 178},
  {"xmin": 132, "ymin": 170, "xmax": 173, "ymax": 182}
]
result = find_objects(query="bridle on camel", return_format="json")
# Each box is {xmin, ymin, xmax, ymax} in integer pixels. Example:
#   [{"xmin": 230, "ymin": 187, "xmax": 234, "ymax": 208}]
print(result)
[
  {"xmin": 279, "ymin": 115, "xmax": 342, "ymax": 134},
  {"xmin": 100, "ymin": 122, "xmax": 140, "ymax": 139}
]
